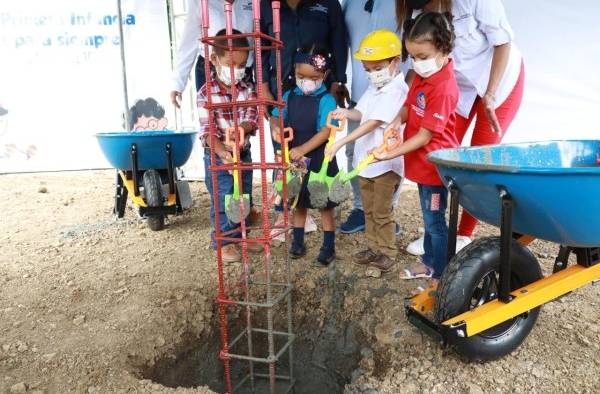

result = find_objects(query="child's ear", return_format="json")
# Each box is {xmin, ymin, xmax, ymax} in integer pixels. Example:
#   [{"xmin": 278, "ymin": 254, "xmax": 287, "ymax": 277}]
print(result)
[{"xmin": 210, "ymin": 53, "xmax": 218, "ymax": 66}]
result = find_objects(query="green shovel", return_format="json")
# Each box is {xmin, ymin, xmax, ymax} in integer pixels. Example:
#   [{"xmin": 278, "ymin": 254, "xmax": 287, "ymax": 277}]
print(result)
[
  {"xmin": 329, "ymin": 127, "xmax": 401, "ymax": 204},
  {"xmin": 307, "ymin": 113, "xmax": 346, "ymax": 208}
]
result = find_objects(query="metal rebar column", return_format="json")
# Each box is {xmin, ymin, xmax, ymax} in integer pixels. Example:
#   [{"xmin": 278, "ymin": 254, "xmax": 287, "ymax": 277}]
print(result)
[{"xmin": 200, "ymin": 0, "xmax": 295, "ymax": 392}]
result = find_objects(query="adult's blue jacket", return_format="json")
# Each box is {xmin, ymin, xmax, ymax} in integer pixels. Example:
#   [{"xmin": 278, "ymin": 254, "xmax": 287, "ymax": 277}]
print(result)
[{"xmin": 260, "ymin": 0, "xmax": 348, "ymax": 94}]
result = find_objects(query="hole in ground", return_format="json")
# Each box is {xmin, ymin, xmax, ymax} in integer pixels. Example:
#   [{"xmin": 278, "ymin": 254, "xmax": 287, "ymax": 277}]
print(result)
[
  {"xmin": 142, "ymin": 272, "xmax": 383, "ymax": 393},
  {"xmin": 144, "ymin": 318, "xmax": 368, "ymax": 393}
]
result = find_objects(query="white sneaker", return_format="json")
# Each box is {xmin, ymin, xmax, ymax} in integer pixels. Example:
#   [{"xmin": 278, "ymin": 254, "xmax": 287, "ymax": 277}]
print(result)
[
  {"xmin": 406, "ymin": 235, "xmax": 425, "ymax": 256},
  {"xmin": 305, "ymin": 213, "xmax": 318, "ymax": 233},
  {"xmin": 456, "ymin": 235, "xmax": 472, "ymax": 252},
  {"xmin": 407, "ymin": 234, "xmax": 472, "ymax": 256}
]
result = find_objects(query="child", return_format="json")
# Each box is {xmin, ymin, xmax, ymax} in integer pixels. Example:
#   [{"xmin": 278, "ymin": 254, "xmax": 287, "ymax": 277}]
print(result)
[
  {"xmin": 197, "ymin": 29, "xmax": 261, "ymax": 263},
  {"xmin": 270, "ymin": 44, "xmax": 339, "ymax": 267},
  {"xmin": 372, "ymin": 12, "xmax": 459, "ymax": 284},
  {"xmin": 327, "ymin": 30, "xmax": 408, "ymax": 272}
]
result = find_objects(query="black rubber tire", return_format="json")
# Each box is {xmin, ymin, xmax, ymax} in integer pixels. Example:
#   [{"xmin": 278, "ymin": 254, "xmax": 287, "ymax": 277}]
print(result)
[
  {"xmin": 113, "ymin": 170, "xmax": 128, "ymax": 218},
  {"xmin": 143, "ymin": 169, "xmax": 165, "ymax": 231},
  {"xmin": 434, "ymin": 237, "xmax": 543, "ymax": 361}
]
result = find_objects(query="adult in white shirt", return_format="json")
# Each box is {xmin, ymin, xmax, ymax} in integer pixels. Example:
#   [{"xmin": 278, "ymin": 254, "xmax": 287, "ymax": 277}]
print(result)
[
  {"xmin": 340, "ymin": 0, "xmax": 405, "ymax": 235},
  {"xmin": 397, "ymin": 0, "xmax": 525, "ymax": 255},
  {"xmin": 169, "ymin": 0, "xmax": 254, "ymax": 108}
]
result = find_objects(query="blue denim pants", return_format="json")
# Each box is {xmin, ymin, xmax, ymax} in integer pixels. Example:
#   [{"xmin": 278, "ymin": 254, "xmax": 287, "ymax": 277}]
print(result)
[
  {"xmin": 418, "ymin": 184, "xmax": 449, "ymax": 279},
  {"xmin": 203, "ymin": 150, "xmax": 253, "ymax": 248}
]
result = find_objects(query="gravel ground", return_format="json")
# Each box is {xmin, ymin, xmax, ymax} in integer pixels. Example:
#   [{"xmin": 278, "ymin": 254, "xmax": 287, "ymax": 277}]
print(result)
[{"xmin": 0, "ymin": 170, "xmax": 598, "ymax": 394}]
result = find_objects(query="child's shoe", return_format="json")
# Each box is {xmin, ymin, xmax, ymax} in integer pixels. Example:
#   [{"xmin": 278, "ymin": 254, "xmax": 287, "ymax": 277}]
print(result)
[
  {"xmin": 353, "ymin": 249, "xmax": 378, "ymax": 266},
  {"xmin": 314, "ymin": 247, "xmax": 335, "ymax": 267},
  {"xmin": 221, "ymin": 244, "xmax": 241, "ymax": 263},
  {"xmin": 289, "ymin": 242, "xmax": 307, "ymax": 259}
]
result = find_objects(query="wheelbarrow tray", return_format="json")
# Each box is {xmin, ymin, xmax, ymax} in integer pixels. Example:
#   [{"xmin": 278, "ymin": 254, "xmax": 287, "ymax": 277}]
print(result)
[
  {"xmin": 429, "ymin": 140, "xmax": 600, "ymax": 247},
  {"xmin": 95, "ymin": 131, "xmax": 197, "ymax": 170}
]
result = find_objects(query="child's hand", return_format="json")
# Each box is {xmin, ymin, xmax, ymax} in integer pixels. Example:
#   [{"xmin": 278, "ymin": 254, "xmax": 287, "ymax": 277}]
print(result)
[
  {"xmin": 216, "ymin": 149, "xmax": 233, "ymax": 164},
  {"xmin": 331, "ymin": 108, "xmax": 350, "ymax": 120},
  {"xmin": 325, "ymin": 141, "xmax": 342, "ymax": 160},
  {"xmin": 271, "ymin": 127, "xmax": 280, "ymax": 142},
  {"xmin": 369, "ymin": 147, "xmax": 389, "ymax": 163},
  {"xmin": 289, "ymin": 147, "xmax": 306, "ymax": 162}
]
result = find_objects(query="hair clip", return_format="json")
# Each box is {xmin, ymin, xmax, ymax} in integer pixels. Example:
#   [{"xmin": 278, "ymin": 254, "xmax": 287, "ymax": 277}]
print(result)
[{"xmin": 310, "ymin": 54, "xmax": 328, "ymax": 71}]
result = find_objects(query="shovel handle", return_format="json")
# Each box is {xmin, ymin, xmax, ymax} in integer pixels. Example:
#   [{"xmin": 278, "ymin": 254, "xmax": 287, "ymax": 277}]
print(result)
[
  {"xmin": 380, "ymin": 127, "xmax": 402, "ymax": 152},
  {"xmin": 274, "ymin": 127, "xmax": 294, "ymax": 165},
  {"xmin": 226, "ymin": 126, "xmax": 245, "ymax": 199},
  {"xmin": 342, "ymin": 129, "xmax": 403, "ymax": 182},
  {"xmin": 326, "ymin": 112, "xmax": 346, "ymax": 132},
  {"xmin": 272, "ymin": 127, "xmax": 294, "ymax": 145}
]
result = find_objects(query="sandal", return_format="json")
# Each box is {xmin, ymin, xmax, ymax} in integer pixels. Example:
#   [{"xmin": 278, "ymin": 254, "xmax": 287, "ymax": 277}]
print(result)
[{"xmin": 399, "ymin": 263, "xmax": 433, "ymax": 280}]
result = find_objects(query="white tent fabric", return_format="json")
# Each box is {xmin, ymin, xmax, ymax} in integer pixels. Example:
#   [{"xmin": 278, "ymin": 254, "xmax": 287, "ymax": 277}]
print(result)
[{"xmin": 502, "ymin": 0, "xmax": 600, "ymax": 142}]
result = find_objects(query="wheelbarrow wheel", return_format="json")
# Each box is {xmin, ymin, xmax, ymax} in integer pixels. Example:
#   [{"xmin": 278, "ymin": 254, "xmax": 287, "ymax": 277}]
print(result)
[
  {"xmin": 114, "ymin": 170, "xmax": 128, "ymax": 218},
  {"xmin": 143, "ymin": 169, "xmax": 165, "ymax": 231},
  {"xmin": 434, "ymin": 237, "xmax": 543, "ymax": 361}
]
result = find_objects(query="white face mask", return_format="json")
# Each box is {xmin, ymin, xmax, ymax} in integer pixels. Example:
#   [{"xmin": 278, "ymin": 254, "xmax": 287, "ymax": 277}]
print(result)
[
  {"xmin": 217, "ymin": 64, "xmax": 246, "ymax": 86},
  {"xmin": 413, "ymin": 56, "xmax": 442, "ymax": 78},
  {"xmin": 297, "ymin": 78, "xmax": 323, "ymax": 95},
  {"xmin": 367, "ymin": 63, "xmax": 395, "ymax": 89}
]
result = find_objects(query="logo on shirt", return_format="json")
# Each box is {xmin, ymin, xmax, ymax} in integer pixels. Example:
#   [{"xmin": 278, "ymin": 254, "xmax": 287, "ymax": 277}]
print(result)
[
  {"xmin": 242, "ymin": 2, "xmax": 252, "ymax": 11},
  {"xmin": 310, "ymin": 4, "xmax": 329, "ymax": 14},
  {"xmin": 433, "ymin": 112, "xmax": 445, "ymax": 121},
  {"xmin": 416, "ymin": 92, "xmax": 426, "ymax": 110}
]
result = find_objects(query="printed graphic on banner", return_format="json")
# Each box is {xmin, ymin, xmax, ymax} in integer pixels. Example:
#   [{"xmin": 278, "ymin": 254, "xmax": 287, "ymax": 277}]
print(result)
[{"xmin": 0, "ymin": 0, "xmax": 171, "ymax": 173}]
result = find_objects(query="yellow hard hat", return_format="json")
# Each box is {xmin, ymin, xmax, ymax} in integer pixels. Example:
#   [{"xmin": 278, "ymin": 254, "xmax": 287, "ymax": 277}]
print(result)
[{"xmin": 354, "ymin": 29, "xmax": 402, "ymax": 61}]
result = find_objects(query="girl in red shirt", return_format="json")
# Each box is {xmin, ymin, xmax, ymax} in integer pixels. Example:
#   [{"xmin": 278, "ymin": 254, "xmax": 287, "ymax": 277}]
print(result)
[{"xmin": 373, "ymin": 11, "xmax": 458, "ymax": 285}]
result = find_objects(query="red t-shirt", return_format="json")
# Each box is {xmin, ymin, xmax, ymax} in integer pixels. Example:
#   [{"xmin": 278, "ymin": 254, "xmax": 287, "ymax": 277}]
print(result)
[{"xmin": 403, "ymin": 59, "xmax": 460, "ymax": 186}]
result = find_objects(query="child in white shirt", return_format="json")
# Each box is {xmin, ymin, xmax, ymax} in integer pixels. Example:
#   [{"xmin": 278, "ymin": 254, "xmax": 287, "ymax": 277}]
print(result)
[{"xmin": 327, "ymin": 30, "xmax": 408, "ymax": 272}]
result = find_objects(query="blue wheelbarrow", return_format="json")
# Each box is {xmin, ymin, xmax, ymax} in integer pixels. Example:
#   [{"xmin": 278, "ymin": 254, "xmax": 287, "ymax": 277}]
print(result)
[
  {"xmin": 406, "ymin": 140, "xmax": 600, "ymax": 361},
  {"xmin": 95, "ymin": 131, "xmax": 197, "ymax": 231}
]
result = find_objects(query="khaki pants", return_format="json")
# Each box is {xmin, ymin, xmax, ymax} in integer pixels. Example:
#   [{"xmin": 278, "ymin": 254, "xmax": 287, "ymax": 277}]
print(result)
[{"xmin": 359, "ymin": 171, "xmax": 402, "ymax": 258}]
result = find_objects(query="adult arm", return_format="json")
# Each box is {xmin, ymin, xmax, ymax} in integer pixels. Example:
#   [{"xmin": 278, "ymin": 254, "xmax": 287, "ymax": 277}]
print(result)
[
  {"xmin": 171, "ymin": 0, "xmax": 202, "ymax": 107},
  {"xmin": 259, "ymin": 1, "xmax": 275, "ymax": 102},
  {"xmin": 475, "ymin": 0, "xmax": 515, "ymax": 135},
  {"xmin": 328, "ymin": 0, "xmax": 350, "ymax": 107}
]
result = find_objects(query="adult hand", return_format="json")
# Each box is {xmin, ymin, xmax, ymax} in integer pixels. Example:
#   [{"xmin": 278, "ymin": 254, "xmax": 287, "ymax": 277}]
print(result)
[
  {"xmin": 289, "ymin": 147, "xmax": 306, "ymax": 162},
  {"xmin": 170, "ymin": 91, "xmax": 182, "ymax": 109},
  {"xmin": 262, "ymin": 83, "xmax": 275, "ymax": 119},
  {"xmin": 482, "ymin": 92, "xmax": 503, "ymax": 136},
  {"xmin": 330, "ymin": 82, "xmax": 350, "ymax": 108}
]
